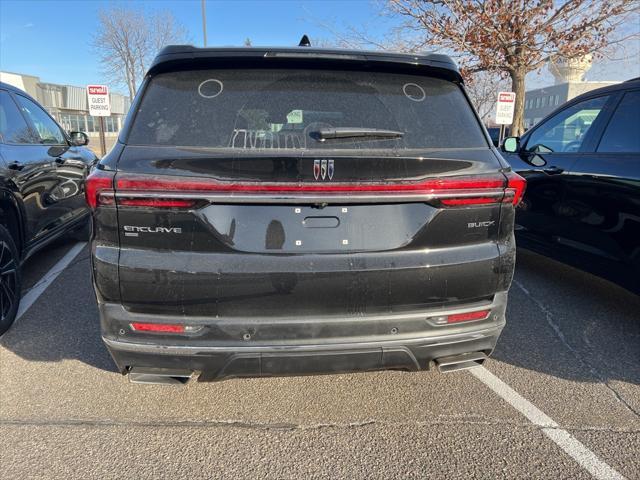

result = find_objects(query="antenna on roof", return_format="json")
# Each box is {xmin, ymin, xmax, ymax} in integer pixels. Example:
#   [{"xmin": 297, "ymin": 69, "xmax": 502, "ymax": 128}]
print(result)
[{"xmin": 298, "ymin": 35, "xmax": 311, "ymax": 47}]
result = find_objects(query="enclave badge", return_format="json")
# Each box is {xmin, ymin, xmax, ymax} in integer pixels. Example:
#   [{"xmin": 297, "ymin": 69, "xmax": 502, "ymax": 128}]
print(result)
[
  {"xmin": 313, "ymin": 159, "xmax": 321, "ymax": 180},
  {"xmin": 321, "ymin": 159, "xmax": 328, "ymax": 180},
  {"xmin": 328, "ymin": 159, "xmax": 334, "ymax": 180}
]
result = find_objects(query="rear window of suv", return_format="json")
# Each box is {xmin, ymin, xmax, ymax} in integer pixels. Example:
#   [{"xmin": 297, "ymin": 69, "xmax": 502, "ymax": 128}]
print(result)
[{"xmin": 127, "ymin": 69, "xmax": 487, "ymax": 150}]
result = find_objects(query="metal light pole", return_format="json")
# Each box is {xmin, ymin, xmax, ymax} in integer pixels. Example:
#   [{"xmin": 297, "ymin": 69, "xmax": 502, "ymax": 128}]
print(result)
[{"xmin": 201, "ymin": 0, "xmax": 207, "ymax": 47}]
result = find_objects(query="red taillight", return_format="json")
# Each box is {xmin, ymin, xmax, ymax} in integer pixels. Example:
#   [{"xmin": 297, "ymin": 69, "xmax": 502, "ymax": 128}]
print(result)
[
  {"xmin": 439, "ymin": 197, "xmax": 502, "ymax": 206},
  {"xmin": 102, "ymin": 172, "xmax": 525, "ymax": 209},
  {"xmin": 130, "ymin": 322, "xmax": 185, "ymax": 333},
  {"xmin": 115, "ymin": 175, "xmax": 506, "ymax": 194},
  {"xmin": 117, "ymin": 198, "xmax": 198, "ymax": 208},
  {"xmin": 84, "ymin": 169, "xmax": 115, "ymax": 209},
  {"xmin": 446, "ymin": 309, "xmax": 491, "ymax": 323},
  {"xmin": 112, "ymin": 173, "xmax": 510, "ymax": 208},
  {"xmin": 504, "ymin": 171, "xmax": 527, "ymax": 206}
]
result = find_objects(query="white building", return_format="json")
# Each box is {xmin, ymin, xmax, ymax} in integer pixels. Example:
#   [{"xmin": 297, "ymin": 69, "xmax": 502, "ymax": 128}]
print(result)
[{"xmin": 524, "ymin": 56, "xmax": 619, "ymax": 128}]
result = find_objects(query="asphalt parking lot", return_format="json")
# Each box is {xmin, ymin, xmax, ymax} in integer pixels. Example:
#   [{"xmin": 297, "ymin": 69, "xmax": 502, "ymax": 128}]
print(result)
[{"xmin": 1, "ymin": 238, "xmax": 638, "ymax": 479}]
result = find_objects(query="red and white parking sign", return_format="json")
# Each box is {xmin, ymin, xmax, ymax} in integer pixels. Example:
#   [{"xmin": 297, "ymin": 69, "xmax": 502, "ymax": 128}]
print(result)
[
  {"xmin": 86, "ymin": 84, "xmax": 111, "ymax": 117},
  {"xmin": 495, "ymin": 91, "xmax": 516, "ymax": 125}
]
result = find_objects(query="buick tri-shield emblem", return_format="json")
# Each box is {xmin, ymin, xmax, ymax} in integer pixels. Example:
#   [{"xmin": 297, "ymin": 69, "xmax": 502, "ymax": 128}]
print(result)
[{"xmin": 314, "ymin": 159, "xmax": 334, "ymax": 181}]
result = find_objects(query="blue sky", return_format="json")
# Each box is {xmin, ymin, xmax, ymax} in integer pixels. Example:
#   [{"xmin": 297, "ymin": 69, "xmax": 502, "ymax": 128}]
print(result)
[
  {"xmin": 0, "ymin": 0, "xmax": 391, "ymax": 93},
  {"xmin": 1, "ymin": 0, "xmax": 638, "ymax": 95}
]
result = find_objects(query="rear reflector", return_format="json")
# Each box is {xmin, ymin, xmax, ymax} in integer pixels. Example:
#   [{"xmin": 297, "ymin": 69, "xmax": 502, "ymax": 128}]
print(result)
[
  {"xmin": 431, "ymin": 309, "xmax": 491, "ymax": 325},
  {"xmin": 129, "ymin": 322, "xmax": 202, "ymax": 333},
  {"xmin": 130, "ymin": 322, "xmax": 185, "ymax": 333},
  {"xmin": 446, "ymin": 309, "xmax": 491, "ymax": 323}
]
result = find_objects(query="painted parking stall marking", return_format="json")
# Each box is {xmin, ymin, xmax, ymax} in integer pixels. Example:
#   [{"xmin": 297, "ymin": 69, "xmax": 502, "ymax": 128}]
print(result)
[
  {"xmin": 471, "ymin": 367, "xmax": 625, "ymax": 480},
  {"xmin": 16, "ymin": 242, "xmax": 86, "ymax": 321}
]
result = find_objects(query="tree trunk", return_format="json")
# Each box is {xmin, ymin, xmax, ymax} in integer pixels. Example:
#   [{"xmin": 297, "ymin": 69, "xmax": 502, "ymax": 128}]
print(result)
[
  {"xmin": 126, "ymin": 73, "xmax": 135, "ymax": 100},
  {"xmin": 509, "ymin": 69, "xmax": 526, "ymax": 137}
]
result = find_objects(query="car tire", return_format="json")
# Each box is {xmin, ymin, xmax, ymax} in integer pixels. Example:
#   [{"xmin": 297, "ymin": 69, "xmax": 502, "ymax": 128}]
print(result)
[{"xmin": 0, "ymin": 225, "xmax": 21, "ymax": 336}]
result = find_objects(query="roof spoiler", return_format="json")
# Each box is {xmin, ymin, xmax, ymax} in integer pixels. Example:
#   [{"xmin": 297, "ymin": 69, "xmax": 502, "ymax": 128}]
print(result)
[{"xmin": 147, "ymin": 45, "xmax": 462, "ymax": 82}]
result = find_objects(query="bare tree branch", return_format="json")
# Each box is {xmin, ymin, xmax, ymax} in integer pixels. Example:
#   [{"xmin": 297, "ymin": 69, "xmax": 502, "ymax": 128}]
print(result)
[
  {"xmin": 385, "ymin": 0, "xmax": 640, "ymax": 134},
  {"xmin": 340, "ymin": 0, "xmax": 639, "ymax": 135},
  {"xmin": 92, "ymin": 6, "xmax": 189, "ymax": 98},
  {"xmin": 465, "ymin": 71, "xmax": 510, "ymax": 122}
]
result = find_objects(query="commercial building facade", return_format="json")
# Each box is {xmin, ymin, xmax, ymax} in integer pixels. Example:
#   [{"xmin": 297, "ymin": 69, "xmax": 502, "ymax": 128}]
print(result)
[
  {"xmin": 0, "ymin": 71, "xmax": 130, "ymax": 152},
  {"xmin": 523, "ymin": 56, "xmax": 620, "ymax": 129}
]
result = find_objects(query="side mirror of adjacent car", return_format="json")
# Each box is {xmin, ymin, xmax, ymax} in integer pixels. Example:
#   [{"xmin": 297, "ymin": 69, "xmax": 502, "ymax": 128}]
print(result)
[
  {"xmin": 502, "ymin": 136, "xmax": 520, "ymax": 153},
  {"xmin": 69, "ymin": 131, "xmax": 89, "ymax": 146}
]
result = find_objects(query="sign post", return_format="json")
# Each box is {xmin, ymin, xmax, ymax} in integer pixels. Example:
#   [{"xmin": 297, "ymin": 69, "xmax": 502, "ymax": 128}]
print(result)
[
  {"xmin": 495, "ymin": 91, "xmax": 516, "ymax": 147},
  {"xmin": 86, "ymin": 85, "xmax": 111, "ymax": 156}
]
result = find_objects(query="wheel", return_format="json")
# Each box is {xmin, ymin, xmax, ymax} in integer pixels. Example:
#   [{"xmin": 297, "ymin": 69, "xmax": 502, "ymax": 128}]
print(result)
[{"xmin": 0, "ymin": 225, "xmax": 21, "ymax": 336}]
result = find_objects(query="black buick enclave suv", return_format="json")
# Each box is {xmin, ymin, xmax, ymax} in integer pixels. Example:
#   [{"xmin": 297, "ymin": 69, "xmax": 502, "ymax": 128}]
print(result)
[{"xmin": 87, "ymin": 45, "xmax": 525, "ymax": 384}]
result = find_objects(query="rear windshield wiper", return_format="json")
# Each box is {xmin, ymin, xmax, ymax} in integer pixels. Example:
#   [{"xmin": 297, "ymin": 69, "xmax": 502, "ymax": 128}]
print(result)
[{"xmin": 310, "ymin": 127, "xmax": 404, "ymax": 142}]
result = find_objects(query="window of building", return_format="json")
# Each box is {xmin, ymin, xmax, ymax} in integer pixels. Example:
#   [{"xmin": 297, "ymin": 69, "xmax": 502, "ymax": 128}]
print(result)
[
  {"xmin": 535, "ymin": 97, "xmax": 540, "ymax": 108},
  {"xmin": 71, "ymin": 114, "xmax": 81, "ymax": 132},
  {"xmin": 555, "ymin": 95, "xmax": 560, "ymax": 106},
  {"xmin": 59, "ymin": 113, "xmax": 69, "ymax": 131},
  {"xmin": 60, "ymin": 113, "xmax": 78, "ymax": 132},
  {"xmin": 105, "ymin": 116, "xmax": 115, "ymax": 133},
  {"xmin": 541, "ymin": 96, "xmax": 547, "ymax": 108}
]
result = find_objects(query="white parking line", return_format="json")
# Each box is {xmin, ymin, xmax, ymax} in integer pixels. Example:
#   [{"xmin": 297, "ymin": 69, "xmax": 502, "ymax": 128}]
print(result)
[
  {"xmin": 471, "ymin": 367, "xmax": 625, "ymax": 480},
  {"xmin": 16, "ymin": 242, "xmax": 86, "ymax": 321}
]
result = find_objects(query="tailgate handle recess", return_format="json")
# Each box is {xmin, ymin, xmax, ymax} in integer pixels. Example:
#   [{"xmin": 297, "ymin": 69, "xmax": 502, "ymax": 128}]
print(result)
[{"xmin": 303, "ymin": 216, "xmax": 340, "ymax": 228}]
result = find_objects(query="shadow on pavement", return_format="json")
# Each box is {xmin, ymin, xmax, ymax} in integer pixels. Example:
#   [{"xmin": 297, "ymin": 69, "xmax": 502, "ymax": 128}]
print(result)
[
  {"xmin": 1, "ymin": 241, "xmax": 116, "ymax": 373},
  {"xmin": 493, "ymin": 248, "xmax": 640, "ymax": 386}
]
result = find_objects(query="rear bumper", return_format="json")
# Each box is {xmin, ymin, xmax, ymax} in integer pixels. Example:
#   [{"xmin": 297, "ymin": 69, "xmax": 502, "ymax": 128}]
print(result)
[
  {"xmin": 100, "ymin": 293, "xmax": 507, "ymax": 381},
  {"xmin": 104, "ymin": 327, "xmax": 502, "ymax": 382}
]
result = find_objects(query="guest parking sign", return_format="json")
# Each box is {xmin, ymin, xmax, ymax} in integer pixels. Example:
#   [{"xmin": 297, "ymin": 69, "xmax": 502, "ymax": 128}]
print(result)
[
  {"xmin": 86, "ymin": 85, "xmax": 111, "ymax": 117},
  {"xmin": 495, "ymin": 91, "xmax": 516, "ymax": 125}
]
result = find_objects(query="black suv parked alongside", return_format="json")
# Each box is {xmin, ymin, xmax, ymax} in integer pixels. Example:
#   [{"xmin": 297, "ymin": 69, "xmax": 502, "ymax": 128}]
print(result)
[
  {"xmin": 0, "ymin": 82, "xmax": 97, "ymax": 334},
  {"xmin": 502, "ymin": 79, "xmax": 640, "ymax": 294},
  {"xmin": 88, "ymin": 45, "xmax": 525, "ymax": 384}
]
